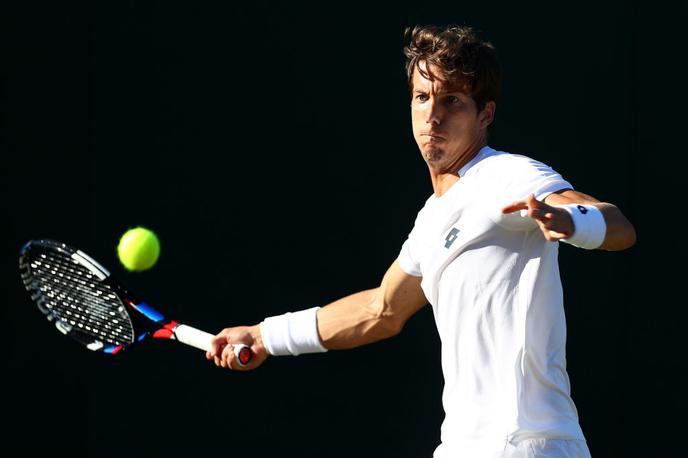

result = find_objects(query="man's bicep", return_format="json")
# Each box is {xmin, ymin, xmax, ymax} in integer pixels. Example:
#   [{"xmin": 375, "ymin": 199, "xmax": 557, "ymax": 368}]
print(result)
[{"xmin": 316, "ymin": 260, "xmax": 427, "ymax": 348}]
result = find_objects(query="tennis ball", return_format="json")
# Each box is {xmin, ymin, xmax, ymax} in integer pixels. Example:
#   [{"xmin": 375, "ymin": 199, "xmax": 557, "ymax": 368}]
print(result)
[{"xmin": 117, "ymin": 226, "xmax": 160, "ymax": 271}]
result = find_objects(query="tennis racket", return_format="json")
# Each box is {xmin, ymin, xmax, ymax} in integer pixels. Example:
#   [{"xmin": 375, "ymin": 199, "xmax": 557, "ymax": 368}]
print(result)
[{"xmin": 18, "ymin": 239, "xmax": 252, "ymax": 365}]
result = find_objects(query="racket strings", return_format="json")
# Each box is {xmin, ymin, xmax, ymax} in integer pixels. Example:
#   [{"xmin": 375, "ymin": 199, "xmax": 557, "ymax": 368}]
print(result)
[{"xmin": 24, "ymin": 251, "xmax": 135, "ymax": 347}]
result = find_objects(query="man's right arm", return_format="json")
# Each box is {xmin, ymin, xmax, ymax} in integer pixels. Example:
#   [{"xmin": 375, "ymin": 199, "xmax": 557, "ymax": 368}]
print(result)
[
  {"xmin": 317, "ymin": 261, "xmax": 427, "ymax": 349},
  {"xmin": 208, "ymin": 260, "xmax": 427, "ymax": 369}
]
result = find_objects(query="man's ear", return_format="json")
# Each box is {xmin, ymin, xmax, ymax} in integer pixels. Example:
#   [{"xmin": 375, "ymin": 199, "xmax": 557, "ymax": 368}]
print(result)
[{"xmin": 479, "ymin": 101, "xmax": 496, "ymax": 129}]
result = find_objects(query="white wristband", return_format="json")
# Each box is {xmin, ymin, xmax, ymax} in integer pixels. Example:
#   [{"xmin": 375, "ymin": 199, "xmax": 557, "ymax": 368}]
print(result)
[
  {"xmin": 557, "ymin": 204, "xmax": 606, "ymax": 249},
  {"xmin": 259, "ymin": 307, "xmax": 328, "ymax": 356}
]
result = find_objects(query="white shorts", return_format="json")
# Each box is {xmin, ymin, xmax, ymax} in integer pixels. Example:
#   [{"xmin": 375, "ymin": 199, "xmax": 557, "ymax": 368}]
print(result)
[
  {"xmin": 503, "ymin": 439, "xmax": 591, "ymax": 458},
  {"xmin": 434, "ymin": 439, "xmax": 591, "ymax": 458}
]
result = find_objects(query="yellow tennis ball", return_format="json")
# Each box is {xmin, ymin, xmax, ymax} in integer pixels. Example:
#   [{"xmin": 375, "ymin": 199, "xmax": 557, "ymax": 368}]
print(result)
[{"xmin": 117, "ymin": 227, "xmax": 161, "ymax": 271}]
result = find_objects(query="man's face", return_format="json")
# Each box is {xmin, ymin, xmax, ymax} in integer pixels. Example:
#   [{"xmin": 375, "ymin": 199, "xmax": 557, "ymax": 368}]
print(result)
[{"xmin": 411, "ymin": 62, "xmax": 494, "ymax": 174}]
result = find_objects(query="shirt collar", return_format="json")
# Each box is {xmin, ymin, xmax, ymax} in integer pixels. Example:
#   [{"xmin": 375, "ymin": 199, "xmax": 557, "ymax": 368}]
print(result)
[{"xmin": 457, "ymin": 146, "xmax": 497, "ymax": 177}]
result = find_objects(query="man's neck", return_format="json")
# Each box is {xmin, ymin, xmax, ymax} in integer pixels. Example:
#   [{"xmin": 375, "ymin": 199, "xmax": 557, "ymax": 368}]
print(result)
[
  {"xmin": 429, "ymin": 143, "xmax": 486, "ymax": 197},
  {"xmin": 430, "ymin": 172, "xmax": 460, "ymax": 197}
]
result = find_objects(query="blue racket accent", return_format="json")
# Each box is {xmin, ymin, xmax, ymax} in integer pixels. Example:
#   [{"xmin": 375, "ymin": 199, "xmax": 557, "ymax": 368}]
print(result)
[
  {"xmin": 20, "ymin": 241, "xmax": 32, "ymax": 254},
  {"xmin": 134, "ymin": 302, "xmax": 165, "ymax": 322},
  {"xmin": 137, "ymin": 332, "xmax": 149, "ymax": 342},
  {"xmin": 104, "ymin": 345, "xmax": 122, "ymax": 354}
]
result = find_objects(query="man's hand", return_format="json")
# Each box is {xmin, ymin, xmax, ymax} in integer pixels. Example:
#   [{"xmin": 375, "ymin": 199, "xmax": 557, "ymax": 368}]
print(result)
[
  {"xmin": 501, "ymin": 193, "xmax": 574, "ymax": 241},
  {"xmin": 206, "ymin": 324, "xmax": 269, "ymax": 371}
]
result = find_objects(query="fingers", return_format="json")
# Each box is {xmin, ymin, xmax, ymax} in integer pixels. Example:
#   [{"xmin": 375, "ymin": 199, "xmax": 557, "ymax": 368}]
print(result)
[
  {"xmin": 218, "ymin": 343, "xmax": 258, "ymax": 371},
  {"xmin": 205, "ymin": 326, "xmax": 259, "ymax": 371},
  {"xmin": 211, "ymin": 346, "xmax": 236, "ymax": 369},
  {"xmin": 221, "ymin": 344, "xmax": 242, "ymax": 370},
  {"xmin": 504, "ymin": 194, "xmax": 551, "ymax": 223},
  {"xmin": 533, "ymin": 210, "xmax": 573, "ymax": 240},
  {"xmin": 207, "ymin": 332, "xmax": 228, "ymax": 361},
  {"xmin": 524, "ymin": 194, "xmax": 545, "ymax": 219},
  {"xmin": 528, "ymin": 208, "xmax": 552, "ymax": 222},
  {"xmin": 501, "ymin": 199, "xmax": 528, "ymax": 214},
  {"xmin": 502, "ymin": 193, "xmax": 540, "ymax": 214},
  {"xmin": 546, "ymin": 230, "xmax": 569, "ymax": 240},
  {"xmin": 502, "ymin": 194, "xmax": 574, "ymax": 240}
]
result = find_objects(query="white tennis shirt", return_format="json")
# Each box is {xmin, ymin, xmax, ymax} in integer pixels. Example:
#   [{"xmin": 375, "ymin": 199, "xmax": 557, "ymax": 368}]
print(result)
[{"xmin": 397, "ymin": 146, "xmax": 586, "ymax": 457}]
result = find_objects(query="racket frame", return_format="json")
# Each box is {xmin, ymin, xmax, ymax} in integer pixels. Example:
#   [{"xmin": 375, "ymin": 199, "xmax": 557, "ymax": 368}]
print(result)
[{"xmin": 19, "ymin": 239, "xmax": 252, "ymax": 365}]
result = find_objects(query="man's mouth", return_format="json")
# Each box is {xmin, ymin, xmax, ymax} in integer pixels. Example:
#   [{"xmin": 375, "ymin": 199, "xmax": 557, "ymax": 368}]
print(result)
[
  {"xmin": 421, "ymin": 132, "xmax": 445, "ymax": 139},
  {"xmin": 423, "ymin": 134, "xmax": 446, "ymax": 143}
]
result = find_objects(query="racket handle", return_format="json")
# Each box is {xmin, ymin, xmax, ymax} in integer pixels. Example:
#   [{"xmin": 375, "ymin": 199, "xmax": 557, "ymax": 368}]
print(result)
[
  {"xmin": 174, "ymin": 324, "xmax": 253, "ymax": 366},
  {"xmin": 174, "ymin": 324, "xmax": 214, "ymax": 351}
]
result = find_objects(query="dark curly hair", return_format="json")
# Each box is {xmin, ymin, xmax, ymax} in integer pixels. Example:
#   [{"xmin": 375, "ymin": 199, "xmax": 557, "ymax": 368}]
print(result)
[{"xmin": 403, "ymin": 25, "xmax": 502, "ymax": 112}]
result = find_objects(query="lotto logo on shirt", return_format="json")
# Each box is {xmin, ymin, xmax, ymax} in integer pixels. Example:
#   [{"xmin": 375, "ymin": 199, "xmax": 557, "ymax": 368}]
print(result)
[{"xmin": 445, "ymin": 228, "xmax": 460, "ymax": 248}]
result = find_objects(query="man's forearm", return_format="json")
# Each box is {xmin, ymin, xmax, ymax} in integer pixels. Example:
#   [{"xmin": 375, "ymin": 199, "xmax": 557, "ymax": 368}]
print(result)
[
  {"xmin": 316, "ymin": 288, "xmax": 402, "ymax": 350},
  {"xmin": 594, "ymin": 203, "xmax": 636, "ymax": 251},
  {"xmin": 544, "ymin": 190, "xmax": 636, "ymax": 251},
  {"xmin": 211, "ymin": 262, "xmax": 425, "ymax": 367}
]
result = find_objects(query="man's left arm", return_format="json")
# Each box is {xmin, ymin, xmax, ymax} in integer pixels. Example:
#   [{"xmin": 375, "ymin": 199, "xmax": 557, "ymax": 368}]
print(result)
[{"xmin": 501, "ymin": 189, "xmax": 636, "ymax": 251}]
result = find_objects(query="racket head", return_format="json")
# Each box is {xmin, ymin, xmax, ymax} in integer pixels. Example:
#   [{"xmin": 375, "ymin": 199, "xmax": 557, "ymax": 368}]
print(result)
[{"xmin": 19, "ymin": 239, "xmax": 160, "ymax": 354}]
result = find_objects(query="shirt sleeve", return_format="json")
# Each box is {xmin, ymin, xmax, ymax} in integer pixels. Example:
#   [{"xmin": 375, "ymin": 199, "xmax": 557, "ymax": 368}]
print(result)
[
  {"xmin": 397, "ymin": 237, "xmax": 422, "ymax": 277},
  {"xmin": 397, "ymin": 209, "xmax": 424, "ymax": 277},
  {"xmin": 506, "ymin": 156, "xmax": 573, "ymax": 202},
  {"xmin": 488, "ymin": 155, "xmax": 573, "ymax": 231}
]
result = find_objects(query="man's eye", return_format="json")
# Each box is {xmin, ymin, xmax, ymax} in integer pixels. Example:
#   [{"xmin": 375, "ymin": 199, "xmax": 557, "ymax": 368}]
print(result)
[
  {"xmin": 415, "ymin": 94, "xmax": 429, "ymax": 102},
  {"xmin": 446, "ymin": 96, "xmax": 461, "ymax": 105}
]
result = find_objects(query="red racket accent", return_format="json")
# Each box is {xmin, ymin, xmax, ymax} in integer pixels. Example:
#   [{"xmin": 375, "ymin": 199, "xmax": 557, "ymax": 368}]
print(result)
[{"xmin": 152, "ymin": 321, "xmax": 179, "ymax": 339}]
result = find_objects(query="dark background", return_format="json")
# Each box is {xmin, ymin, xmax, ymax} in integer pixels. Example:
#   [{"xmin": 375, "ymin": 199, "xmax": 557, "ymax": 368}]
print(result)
[{"xmin": 2, "ymin": 1, "xmax": 686, "ymax": 457}]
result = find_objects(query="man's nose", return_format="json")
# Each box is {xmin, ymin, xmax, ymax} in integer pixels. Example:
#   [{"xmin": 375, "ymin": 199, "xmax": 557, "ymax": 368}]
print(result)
[{"xmin": 425, "ymin": 99, "xmax": 442, "ymax": 125}]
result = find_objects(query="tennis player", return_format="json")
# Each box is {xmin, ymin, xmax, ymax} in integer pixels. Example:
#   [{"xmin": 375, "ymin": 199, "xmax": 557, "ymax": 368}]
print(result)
[{"xmin": 207, "ymin": 25, "xmax": 636, "ymax": 458}]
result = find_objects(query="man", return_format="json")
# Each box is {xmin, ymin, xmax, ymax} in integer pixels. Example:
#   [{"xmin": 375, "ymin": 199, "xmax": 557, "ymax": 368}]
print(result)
[{"xmin": 206, "ymin": 25, "xmax": 636, "ymax": 458}]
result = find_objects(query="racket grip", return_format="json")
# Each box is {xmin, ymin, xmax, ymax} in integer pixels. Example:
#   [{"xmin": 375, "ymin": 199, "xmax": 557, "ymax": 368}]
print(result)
[{"xmin": 173, "ymin": 324, "xmax": 253, "ymax": 366}]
